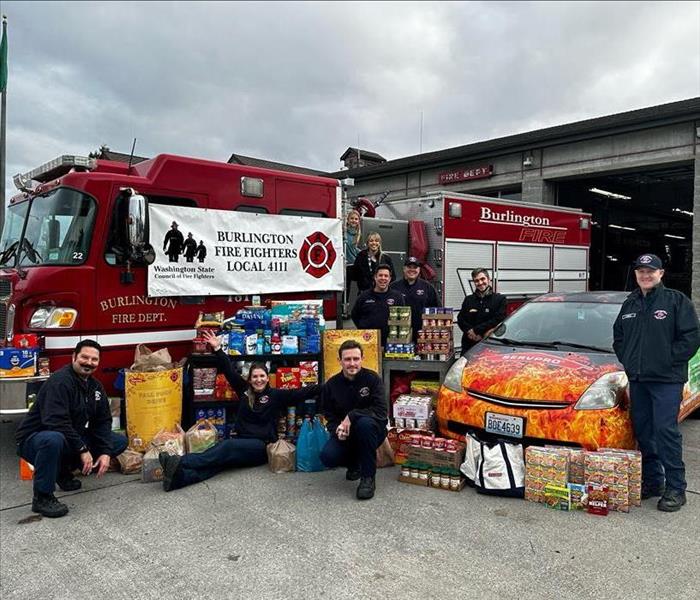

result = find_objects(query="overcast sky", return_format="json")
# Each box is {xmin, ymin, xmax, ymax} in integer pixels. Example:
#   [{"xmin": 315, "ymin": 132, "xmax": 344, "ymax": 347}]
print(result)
[{"xmin": 1, "ymin": 0, "xmax": 699, "ymax": 195}]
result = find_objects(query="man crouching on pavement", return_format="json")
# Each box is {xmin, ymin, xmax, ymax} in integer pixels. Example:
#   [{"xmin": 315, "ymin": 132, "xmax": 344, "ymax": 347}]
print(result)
[
  {"xmin": 319, "ymin": 340, "xmax": 388, "ymax": 500},
  {"xmin": 15, "ymin": 340, "xmax": 128, "ymax": 518}
]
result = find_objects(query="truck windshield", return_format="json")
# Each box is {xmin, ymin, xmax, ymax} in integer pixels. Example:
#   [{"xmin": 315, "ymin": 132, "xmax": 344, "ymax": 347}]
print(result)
[{"xmin": 0, "ymin": 188, "xmax": 96, "ymax": 267}]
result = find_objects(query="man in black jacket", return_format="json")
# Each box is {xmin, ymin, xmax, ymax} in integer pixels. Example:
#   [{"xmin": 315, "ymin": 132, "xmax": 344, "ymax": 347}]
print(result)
[
  {"xmin": 319, "ymin": 340, "xmax": 388, "ymax": 500},
  {"xmin": 16, "ymin": 340, "xmax": 128, "ymax": 518},
  {"xmin": 613, "ymin": 254, "xmax": 700, "ymax": 512},
  {"xmin": 351, "ymin": 265, "xmax": 405, "ymax": 346},
  {"xmin": 390, "ymin": 256, "xmax": 440, "ymax": 343},
  {"xmin": 457, "ymin": 268, "xmax": 507, "ymax": 355}
]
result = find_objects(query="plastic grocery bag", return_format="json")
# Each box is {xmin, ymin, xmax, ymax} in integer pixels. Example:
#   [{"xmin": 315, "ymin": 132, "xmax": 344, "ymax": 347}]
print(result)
[
  {"xmin": 117, "ymin": 449, "xmax": 144, "ymax": 475},
  {"xmin": 151, "ymin": 424, "xmax": 186, "ymax": 456},
  {"xmin": 185, "ymin": 420, "xmax": 218, "ymax": 454},
  {"xmin": 459, "ymin": 432, "xmax": 482, "ymax": 485},
  {"xmin": 296, "ymin": 417, "xmax": 328, "ymax": 472},
  {"xmin": 267, "ymin": 438, "xmax": 296, "ymax": 473}
]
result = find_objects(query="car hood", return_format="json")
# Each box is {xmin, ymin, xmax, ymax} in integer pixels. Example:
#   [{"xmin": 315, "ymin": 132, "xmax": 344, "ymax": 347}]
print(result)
[{"xmin": 462, "ymin": 344, "xmax": 622, "ymax": 404}]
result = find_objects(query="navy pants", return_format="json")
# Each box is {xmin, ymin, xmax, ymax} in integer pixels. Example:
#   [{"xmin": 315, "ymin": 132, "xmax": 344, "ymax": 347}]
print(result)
[
  {"xmin": 629, "ymin": 381, "xmax": 686, "ymax": 493},
  {"xmin": 19, "ymin": 431, "xmax": 128, "ymax": 495},
  {"xmin": 172, "ymin": 437, "xmax": 268, "ymax": 490},
  {"xmin": 320, "ymin": 417, "xmax": 387, "ymax": 478}
]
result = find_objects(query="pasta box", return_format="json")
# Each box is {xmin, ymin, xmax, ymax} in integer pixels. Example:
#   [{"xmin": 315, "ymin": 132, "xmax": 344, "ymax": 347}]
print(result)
[{"xmin": 0, "ymin": 348, "xmax": 39, "ymax": 378}]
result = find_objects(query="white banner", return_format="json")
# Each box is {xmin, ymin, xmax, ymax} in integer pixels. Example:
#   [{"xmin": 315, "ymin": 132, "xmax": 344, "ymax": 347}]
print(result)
[{"xmin": 148, "ymin": 205, "xmax": 344, "ymax": 297}]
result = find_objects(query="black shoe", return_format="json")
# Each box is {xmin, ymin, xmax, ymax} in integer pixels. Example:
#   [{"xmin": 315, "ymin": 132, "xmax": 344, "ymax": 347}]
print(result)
[
  {"xmin": 56, "ymin": 475, "xmax": 82, "ymax": 492},
  {"xmin": 346, "ymin": 467, "xmax": 361, "ymax": 481},
  {"xmin": 657, "ymin": 490, "xmax": 687, "ymax": 512},
  {"xmin": 641, "ymin": 482, "xmax": 665, "ymax": 499},
  {"xmin": 356, "ymin": 476, "xmax": 376, "ymax": 500},
  {"xmin": 159, "ymin": 452, "xmax": 182, "ymax": 492},
  {"xmin": 32, "ymin": 492, "xmax": 69, "ymax": 518}
]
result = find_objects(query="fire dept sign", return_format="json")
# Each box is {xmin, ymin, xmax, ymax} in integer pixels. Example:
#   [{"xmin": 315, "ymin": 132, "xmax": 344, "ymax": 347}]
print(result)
[{"xmin": 148, "ymin": 205, "xmax": 343, "ymax": 297}]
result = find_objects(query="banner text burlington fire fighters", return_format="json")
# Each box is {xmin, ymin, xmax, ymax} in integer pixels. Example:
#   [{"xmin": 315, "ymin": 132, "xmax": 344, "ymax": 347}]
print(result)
[{"xmin": 148, "ymin": 205, "xmax": 343, "ymax": 297}]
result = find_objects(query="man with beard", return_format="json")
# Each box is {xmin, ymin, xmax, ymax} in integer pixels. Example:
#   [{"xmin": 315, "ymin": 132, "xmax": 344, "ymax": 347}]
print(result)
[
  {"xmin": 457, "ymin": 268, "xmax": 506, "ymax": 355},
  {"xmin": 15, "ymin": 340, "xmax": 128, "ymax": 518}
]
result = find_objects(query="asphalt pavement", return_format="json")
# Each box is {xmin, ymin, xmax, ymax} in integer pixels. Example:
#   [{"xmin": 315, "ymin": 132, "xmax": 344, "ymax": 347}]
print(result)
[{"xmin": 1, "ymin": 415, "xmax": 699, "ymax": 600}]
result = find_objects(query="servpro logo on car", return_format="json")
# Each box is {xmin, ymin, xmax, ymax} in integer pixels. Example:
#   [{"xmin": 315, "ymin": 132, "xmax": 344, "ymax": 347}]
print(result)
[{"xmin": 501, "ymin": 352, "xmax": 597, "ymax": 372}]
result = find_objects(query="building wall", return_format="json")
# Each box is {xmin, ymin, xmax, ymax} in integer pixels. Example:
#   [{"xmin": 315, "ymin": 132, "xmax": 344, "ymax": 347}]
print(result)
[{"xmin": 346, "ymin": 120, "xmax": 699, "ymax": 309}]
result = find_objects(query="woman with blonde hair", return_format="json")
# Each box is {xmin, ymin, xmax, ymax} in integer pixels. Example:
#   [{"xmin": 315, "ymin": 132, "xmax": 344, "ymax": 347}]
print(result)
[
  {"xmin": 354, "ymin": 231, "xmax": 395, "ymax": 292},
  {"xmin": 344, "ymin": 209, "xmax": 363, "ymax": 296}
]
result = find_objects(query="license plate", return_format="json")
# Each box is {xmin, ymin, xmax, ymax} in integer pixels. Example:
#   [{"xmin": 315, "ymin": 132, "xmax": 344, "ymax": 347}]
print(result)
[{"xmin": 484, "ymin": 412, "xmax": 524, "ymax": 438}]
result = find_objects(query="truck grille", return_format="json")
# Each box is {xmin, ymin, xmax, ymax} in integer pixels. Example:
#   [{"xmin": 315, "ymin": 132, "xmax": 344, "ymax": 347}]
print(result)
[{"xmin": 0, "ymin": 279, "xmax": 10, "ymax": 341}]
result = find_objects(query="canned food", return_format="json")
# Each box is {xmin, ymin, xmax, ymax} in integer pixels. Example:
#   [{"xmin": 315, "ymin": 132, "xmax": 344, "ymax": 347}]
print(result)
[
  {"xmin": 421, "ymin": 434, "xmax": 434, "ymax": 449},
  {"xmin": 433, "ymin": 437, "xmax": 446, "ymax": 451},
  {"xmin": 440, "ymin": 471, "xmax": 451, "ymax": 489},
  {"xmin": 449, "ymin": 471, "xmax": 462, "ymax": 491},
  {"xmin": 401, "ymin": 464, "xmax": 411, "ymax": 478},
  {"xmin": 410, "ymin": 433, "xmax": 422, "ymax": 446},
  {"xmin": 38, "ymin": 357, "xmax": 50, "ymax": 376},
  {"xmin": 430, "ymin": 468, "xmax": 442, "ymax": 488}
]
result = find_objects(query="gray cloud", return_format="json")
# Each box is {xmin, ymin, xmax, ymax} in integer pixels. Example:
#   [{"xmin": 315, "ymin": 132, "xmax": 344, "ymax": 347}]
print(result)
[{"xmin": 2, "ymin": 0, "xmax": 698, "ymax": 196}]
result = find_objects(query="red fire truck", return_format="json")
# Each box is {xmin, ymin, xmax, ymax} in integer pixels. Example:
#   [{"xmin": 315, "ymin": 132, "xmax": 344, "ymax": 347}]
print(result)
[
  {"xmin": 0, "ymin": 154, "xmax": 341, "ymax": 412},
  {"xmin": 356, "ymin": 192, "xmax": 591, "ymax": 339}
]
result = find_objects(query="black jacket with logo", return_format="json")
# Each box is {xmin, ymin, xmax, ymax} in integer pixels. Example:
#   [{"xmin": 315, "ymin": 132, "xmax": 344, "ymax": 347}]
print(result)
[
  {"xmin": 214, "ymin": 350, "xmax": 320, "ymax": 442},
  {"xmin": 15, "ymin": 365, "xmax": 112, "ymax": 456},
  {"xmin": 351, "ymin": 288, "xmax": 405, "ymax": 345},
  {"xmin": 354, "ymin": 250, "xmax": 396, "ymax": 292},
  {"xmin": 390, "ymin": 278, "xmax": 440, "ymax": 341},
  {"xmin": 319, "ymin": 368, "xmax": 387, "ymax": 434},
  {"xmin": 457, "ymin": 289, "xmax": 507, "ymax": 353},
  {"xmin": 613, "ymin": 284, "xmax": 700, "ymax": 383}
]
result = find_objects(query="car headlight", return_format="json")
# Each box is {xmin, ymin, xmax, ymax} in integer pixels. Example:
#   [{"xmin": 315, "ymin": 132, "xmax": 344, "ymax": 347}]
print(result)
[
  {"xmin": 574, "ymin": 371, "xmax": 628, "ymax": 410},
  {"xmin": 442, "ymin": 356, "xmax": 468, "ymax": 393},
  {"xmin": 29, "ymin": 307, "xmax": 78, "ymax": 329}
]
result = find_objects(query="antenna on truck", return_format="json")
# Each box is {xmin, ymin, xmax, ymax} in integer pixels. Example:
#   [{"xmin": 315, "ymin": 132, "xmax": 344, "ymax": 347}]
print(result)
[{"xmin": 127, "ymin": 138, "xmax": 137, "ymax": 171}]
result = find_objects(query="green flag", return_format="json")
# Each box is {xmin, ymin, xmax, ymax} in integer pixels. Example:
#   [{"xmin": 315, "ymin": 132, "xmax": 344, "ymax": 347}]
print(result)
[{"xmin": 0, "ymin": 20, "xmax": 7, "ymax": 93}]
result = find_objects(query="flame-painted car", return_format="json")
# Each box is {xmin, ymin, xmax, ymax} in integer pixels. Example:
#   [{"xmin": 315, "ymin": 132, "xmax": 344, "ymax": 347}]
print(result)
[{"xmin": 437, "ymin": 291, "xmax": 699, "ymax": 450}]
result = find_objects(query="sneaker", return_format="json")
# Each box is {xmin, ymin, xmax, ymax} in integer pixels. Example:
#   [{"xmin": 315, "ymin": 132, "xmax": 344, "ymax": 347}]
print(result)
[
  {"xmin": 56, "ymin": 475, "xmax": 82, "ymax": 492},
  {"xmin": 32, "ymin": 492, "xmax": 69, "ymax": 518},
  {"xmin": 159, "ymin": 452, "xmax": 182, "ymax": 492},
  {"xmin": 657, "ymin": 490, "xmax": 687, "ymax": 512},
  {"xmin": 356, "ymin": 476, "xmax": 376, "ymax": 500},
  {"xmin": 641, "ymin": 482, "xmax": 665, "ymax": 499},
  {"xmin": 346, "ymin": 467, "xmax": 361, "ymax": 481}
]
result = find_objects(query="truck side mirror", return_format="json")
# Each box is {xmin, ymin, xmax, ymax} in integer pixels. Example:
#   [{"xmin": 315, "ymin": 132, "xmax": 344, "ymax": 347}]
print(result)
[
  {"xmin": 125, "ymin": 190, "xmax": 155, "ymax": 265},
  {"xmin": 127, "ymin": 194, "xmax": 147, "ymax": 249}
]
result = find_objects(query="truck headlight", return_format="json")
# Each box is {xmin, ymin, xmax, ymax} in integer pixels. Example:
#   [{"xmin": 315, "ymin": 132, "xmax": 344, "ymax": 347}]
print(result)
[
  {"xmin": 29, "ymin": 307, "xmax": 78, "ymax": 329},
  {"xmin": 574, "ymin": 371, "xmax": 628, "ymax": 410},
  {"xmin": 442, "ymin": 356, "xmax": 468, "ymax": 393}
]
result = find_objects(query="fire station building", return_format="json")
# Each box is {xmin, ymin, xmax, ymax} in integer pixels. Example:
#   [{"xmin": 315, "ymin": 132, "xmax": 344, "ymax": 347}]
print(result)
[{"xmin": 331, "ymin": 97, "xmax": 700, "ymax": 312}]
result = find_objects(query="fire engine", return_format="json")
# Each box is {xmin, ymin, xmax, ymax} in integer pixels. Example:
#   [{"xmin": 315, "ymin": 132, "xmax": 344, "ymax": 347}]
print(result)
[
  {"xmin": 0, "ymin": 154, "xmax": 341, "ymax": 413},
  {"xmin": 353, "ymin": 191, "xmax": 592, "ymax": 342}
]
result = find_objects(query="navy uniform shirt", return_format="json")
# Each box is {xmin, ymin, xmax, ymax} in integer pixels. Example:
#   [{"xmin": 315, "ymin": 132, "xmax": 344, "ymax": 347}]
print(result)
[{"xmin": 351, "ymin": 288, "xmax": 405, "ymax": 345}]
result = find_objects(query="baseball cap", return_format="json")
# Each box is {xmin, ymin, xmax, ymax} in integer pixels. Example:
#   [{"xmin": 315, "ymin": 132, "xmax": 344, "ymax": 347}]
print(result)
[
  {"xmin": 404, "ymin": 256, "xmax": 421, "ymax": 267},
  {"xmin": 633, "ymin": 254, "xmax": 663, "ymax": 270}
]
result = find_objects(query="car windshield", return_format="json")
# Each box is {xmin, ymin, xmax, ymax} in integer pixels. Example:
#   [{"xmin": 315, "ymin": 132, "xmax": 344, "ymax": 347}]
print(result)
[
  {"xmin": 0, "ymin": 188, "xmax": 96, "ymax": 267},
  {"xmin": 489, "ymin": 300, "xmax": 623, "ymax": 351}
]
